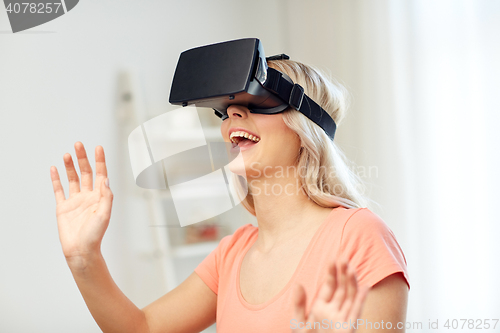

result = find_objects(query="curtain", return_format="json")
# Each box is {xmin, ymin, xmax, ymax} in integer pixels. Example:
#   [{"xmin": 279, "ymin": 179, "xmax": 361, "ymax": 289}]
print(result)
[{"xmin": 284, "ymin": 0, "xmax": 500, "ymax": 326}]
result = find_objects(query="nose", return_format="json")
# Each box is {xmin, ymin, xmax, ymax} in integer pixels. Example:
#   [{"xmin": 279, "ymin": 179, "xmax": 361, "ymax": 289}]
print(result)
[{"xmin": 227, "ymin": 105, "xmax": 248, "ymax": 119}]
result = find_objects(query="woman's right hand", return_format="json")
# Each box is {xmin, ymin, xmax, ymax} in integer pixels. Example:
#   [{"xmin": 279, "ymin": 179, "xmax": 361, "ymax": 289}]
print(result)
[{"xmin": 50, "ymin": 142, "xmax": 114, "ymax": 269}]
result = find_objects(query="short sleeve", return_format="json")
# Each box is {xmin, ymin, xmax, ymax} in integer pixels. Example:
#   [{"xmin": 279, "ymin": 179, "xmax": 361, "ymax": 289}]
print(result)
[
  {"xmin": 340, "ymin": 208, "xmax": 410, "ymax": 290},
  {"xmin": 194, "ymin": 234, "xmax": 232, "ymax": 295}
]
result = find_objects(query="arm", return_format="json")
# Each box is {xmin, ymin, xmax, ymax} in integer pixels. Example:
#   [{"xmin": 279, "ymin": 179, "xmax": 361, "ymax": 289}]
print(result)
[
  {"xmin": 68, "ymin": 252, "xmax": 149, "ymax": 333},
  {"xmin": 52, "ymin": 142, "xmax": 216, "ymax": 333},
  {"xmin": 356, "ymin": 272, "xmax": 408, "ymax": 332},
  {"xmin": 69, "ymin": 252, "xmax": 217, "ymax": 333},
  {"xmin": 142, "ymin": 272, "xmax": 217, "ymax": 333},
  {"xmin": 339, "ymin": 209, "xmax": 410, "ymax": 332}
]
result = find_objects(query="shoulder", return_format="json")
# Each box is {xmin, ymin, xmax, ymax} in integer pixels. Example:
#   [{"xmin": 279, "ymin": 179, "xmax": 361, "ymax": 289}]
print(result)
[
  {"xmin": 339, "ymin": 207, "xmax": 403, "ymax": 256},
  {"xmin": 194, "ymin": 223, "xmax": 256, "ymax": 283},
  {"xmin": 340, "ymin": 207, "xmax": 394, "ymax": 239},
  {"xmin": 336, "ymin": 207, "xmax": 410, "ymax": 289},
  {"xmin": 216, "ymin": 223, "xmax": 257, "ymax": 258},
  {"xmin": 226, "ymin": 223, "xmax": 257, "ymax": 243}
]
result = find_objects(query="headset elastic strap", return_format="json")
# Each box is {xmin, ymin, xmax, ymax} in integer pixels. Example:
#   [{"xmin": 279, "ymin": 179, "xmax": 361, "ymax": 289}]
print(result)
[{"xmin": 264, "ymin": 68, "xmax": 337, "ymax": 140}]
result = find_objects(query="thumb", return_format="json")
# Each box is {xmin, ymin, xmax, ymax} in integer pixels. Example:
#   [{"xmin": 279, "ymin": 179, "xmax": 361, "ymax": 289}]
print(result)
[
  {"xmin": 96, "ymin": 178, "xmax": 113, "ymax": 221},
  {"xmin": 293, "ymin": 283, "xmax": 307, "ymax": 327}
]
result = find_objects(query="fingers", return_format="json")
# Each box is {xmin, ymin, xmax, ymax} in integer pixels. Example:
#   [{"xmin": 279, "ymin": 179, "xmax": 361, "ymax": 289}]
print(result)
[
  {"xmin": 317, "ymin": 259, "xmax": 337, "ymax": 303},
  {"xmin": 50, "ymin": 166, "xmax": 66, "ymax": 204},
  {"xmin": 57, "ymin": 143, "xmax": 106, "ymax": 200},
  {"xmin": 96, "ymin": 177, "xmax": 113, "ymax": 222},
  {"xmin": 328, "ymin": 257, "xmax": 369, "ymax": 321},
  {"xmin": 339, "ymin": 265, "xmax": 357, "ymax": 314},
  {"xmin": 63, "ymin": 153, "xmax": 81, "ymax": 196},
  {"xmin": 330, "ymin": 257, "xmax": 348, "ymax": 310},
  {"xmin": 347, "ymin": 284, "xmax": 370, "ymax": 322},
  {"xmin": 293, "ymin": 284, "xmax": 307, "ymax": 325},
  {"xmin": 94, "ymin": 145, "xmax": 108, "ymax": 181},
  {"xmin": 74, "ymin": 142, "xmax": 93, "ymax": 191}
]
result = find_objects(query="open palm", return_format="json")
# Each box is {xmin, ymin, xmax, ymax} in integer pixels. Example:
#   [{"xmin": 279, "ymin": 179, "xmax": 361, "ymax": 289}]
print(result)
[
  {"xmin": 292, "ymin": 257, "xmax": 369, "ymax": 333},
  {"xmin": 50, "ymin": 142, "xmax": 113, "ymax": 266}
]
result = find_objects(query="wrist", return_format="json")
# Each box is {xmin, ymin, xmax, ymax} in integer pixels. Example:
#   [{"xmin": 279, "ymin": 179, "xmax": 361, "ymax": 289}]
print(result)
[{"xmin": 66, "ymin": 249, "xmax": 104, "ymax": 273}]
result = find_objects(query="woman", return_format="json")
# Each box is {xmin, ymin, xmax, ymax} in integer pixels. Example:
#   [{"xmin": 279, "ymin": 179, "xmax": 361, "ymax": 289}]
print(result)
[{"xmin": 50, "ymin": 59, "xmax": 409, "ymax": 332}]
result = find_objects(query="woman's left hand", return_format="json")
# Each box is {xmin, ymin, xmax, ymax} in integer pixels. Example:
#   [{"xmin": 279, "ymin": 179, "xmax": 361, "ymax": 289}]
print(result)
[{"xmin": 292, "ymin": 257, "xmax": 369, "ymax": 333}]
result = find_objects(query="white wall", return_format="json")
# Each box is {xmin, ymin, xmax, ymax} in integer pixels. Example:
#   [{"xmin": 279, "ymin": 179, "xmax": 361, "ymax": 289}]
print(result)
[{"xmin": 0, "ymin": 1, "xmax": 287, "ymax": 332}]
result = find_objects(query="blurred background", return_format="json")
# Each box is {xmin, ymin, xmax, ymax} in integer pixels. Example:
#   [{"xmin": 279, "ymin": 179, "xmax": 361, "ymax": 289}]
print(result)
[{"xmin": 1, "ymin": 0, "xmax": 499, "ymax": 332}]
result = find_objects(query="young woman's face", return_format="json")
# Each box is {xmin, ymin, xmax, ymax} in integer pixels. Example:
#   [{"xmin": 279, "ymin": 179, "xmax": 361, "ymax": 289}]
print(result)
[{"xmin": 220, "ymin": 105, "xmax": 301, "ymax": 179}]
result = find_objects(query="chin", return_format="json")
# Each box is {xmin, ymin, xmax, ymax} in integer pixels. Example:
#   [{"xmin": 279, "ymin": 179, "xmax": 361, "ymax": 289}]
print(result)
[
  {"xmin": 226, "ymin": 151, "xmax": 248, "ymax": 177},
  {"xmin": 227, "ymin": 152, "xmax": 264, "ymax": 181}
]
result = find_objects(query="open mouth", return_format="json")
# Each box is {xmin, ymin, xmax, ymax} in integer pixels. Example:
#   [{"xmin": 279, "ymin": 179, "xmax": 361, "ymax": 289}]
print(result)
[{"xmin": 230, "ymin": 131, "xmax": 260, "ymax": 151}]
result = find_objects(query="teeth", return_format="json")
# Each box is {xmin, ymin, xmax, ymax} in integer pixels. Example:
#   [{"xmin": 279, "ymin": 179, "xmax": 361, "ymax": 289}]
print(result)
[{"xmin": 230, "ymin": 130, "xmax": 260, "ymax": 144}]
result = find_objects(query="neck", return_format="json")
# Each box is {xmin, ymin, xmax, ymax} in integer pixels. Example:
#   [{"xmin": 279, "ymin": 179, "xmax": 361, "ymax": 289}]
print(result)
[{"xmin": 248, "ymin": 167, "xmax": 330, "ymax": 252}]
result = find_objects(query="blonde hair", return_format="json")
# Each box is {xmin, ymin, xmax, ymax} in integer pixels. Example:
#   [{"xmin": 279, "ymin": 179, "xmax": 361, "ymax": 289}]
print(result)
[{"xmin": 231, "ymin": 59, "xmax": 375, "ymax": 215}]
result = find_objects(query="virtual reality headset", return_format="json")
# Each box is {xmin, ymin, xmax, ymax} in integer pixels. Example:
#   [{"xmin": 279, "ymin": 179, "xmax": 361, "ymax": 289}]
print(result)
[{"xmin": 169, "ymin": 38, "xmax": 337, "ymax": 141}]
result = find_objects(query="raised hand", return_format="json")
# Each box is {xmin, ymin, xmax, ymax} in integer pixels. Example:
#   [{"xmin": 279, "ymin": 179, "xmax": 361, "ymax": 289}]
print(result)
[
  {"xmin": 50, "ymin": 142, "xmax": 114, "ymax": 269},
  {"xmin": 292, "ymin": 257, "xmax": 369, "ymax": 333}
]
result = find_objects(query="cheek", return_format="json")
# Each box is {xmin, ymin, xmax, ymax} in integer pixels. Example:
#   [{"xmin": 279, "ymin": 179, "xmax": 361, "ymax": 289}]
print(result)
[
  {"xmin": 220, "ymin": 121, "xmax": 229, "ymax": 140},
  {"xmin": 263, "ymin": 128, "xmax": 301, "ymax": 158},
  {"xmin": 255, "ymin": 114, "xmax": 290, "ymax": 143},
  {"xmin": 273, "ymin": 136, "xmax": 300, "ymax": 156}
]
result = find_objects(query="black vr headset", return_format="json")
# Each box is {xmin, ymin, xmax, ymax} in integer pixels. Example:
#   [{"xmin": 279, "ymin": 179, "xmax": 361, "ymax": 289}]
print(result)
[{"xmin": 169, "ymin": 38, "xmax": 337, "ymax": 141}]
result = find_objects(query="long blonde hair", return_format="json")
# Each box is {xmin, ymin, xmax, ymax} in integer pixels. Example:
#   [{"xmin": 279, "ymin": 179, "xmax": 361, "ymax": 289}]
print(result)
[{"xmin": 231, "ymin": 59, "xmax": 375, "ymax": 215}]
